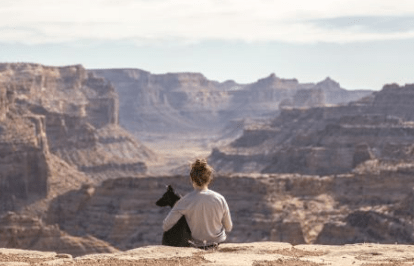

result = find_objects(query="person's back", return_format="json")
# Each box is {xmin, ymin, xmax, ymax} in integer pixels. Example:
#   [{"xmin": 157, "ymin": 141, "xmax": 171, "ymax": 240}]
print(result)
[{"xmin": 162, "ymin": 158, "xmax": 233, "ymax": 247}]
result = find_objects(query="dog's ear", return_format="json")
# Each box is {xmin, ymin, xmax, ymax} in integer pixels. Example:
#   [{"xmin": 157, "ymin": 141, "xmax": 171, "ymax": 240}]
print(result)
[{"xmin": 167, "ymin": 185, "xmax": 173, "ymax": 191}]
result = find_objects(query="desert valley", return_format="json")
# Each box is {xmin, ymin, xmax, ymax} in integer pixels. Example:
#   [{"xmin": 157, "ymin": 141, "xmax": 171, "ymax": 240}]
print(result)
[{"xmin": 1, "ymin": 62, "xmax": 414, "ymax": 265}]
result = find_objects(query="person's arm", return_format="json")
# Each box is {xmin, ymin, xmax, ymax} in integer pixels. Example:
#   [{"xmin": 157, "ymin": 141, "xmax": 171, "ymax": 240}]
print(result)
[
  {"xmin": 222, "ymin": 200, "xmax": 233, "ymax": 232},
  {"xmin": 162, "ymin": 207, "xmax": 183, "ymax": 232}
]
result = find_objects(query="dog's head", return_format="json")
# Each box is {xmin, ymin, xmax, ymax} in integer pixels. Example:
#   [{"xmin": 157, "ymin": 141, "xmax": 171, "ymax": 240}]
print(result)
[{"xmin": 156, "ymin": 185, "xmax": 181, "ymax": 208}]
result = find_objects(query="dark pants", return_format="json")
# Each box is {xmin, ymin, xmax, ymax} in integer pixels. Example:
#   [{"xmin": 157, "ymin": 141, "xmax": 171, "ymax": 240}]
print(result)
[{"xmin": 197, "ymin": 243, "xmax": 219, "ymax": 250}]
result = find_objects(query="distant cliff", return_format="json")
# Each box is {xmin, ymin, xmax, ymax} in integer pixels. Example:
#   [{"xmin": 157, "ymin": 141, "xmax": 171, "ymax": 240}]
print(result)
[
  {"xmin": 0, "ymin": 82, "xmax": 49, "ymax": 208},
  {"xmin": 0, "ymin": 63, "xmax": 156, "ymax": 213},
  {"xmin": 209, "ymin": 83, "xmax": 414, "ymax": 175},
  {"xmin": 91, "ymin": 69, "xmax": 372, "ymax": 135}
]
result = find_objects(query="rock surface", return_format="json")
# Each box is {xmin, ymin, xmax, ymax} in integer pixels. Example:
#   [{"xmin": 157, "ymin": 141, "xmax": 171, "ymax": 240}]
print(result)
[
  {"xmin": 1, "ymin": 63, "xmax": 412, "ymax": 259},
  {"xmin": 210, "ymin": 83, "xmax": 414, "ymax": 175},
  {"xmin": 0, "ymin": 63, "xmax": 156, "ymax": 186},
  {"xmin": 44, "ymin": 164, "xmax": 414, "ymax": 249},
  {"xmin": 0, "ymin": 63, "xmax": 157, "ymax": 256},
  {"xmin": 91, "ymin": 69, "xmax": 372, "ymax": 135},
  {"xmin": 0, "ymin": 212, "xmax": 118, "ymax": 257},
  {"xmin": 1, "ymin": 242, "xmax": 414, "ymax": 265}
]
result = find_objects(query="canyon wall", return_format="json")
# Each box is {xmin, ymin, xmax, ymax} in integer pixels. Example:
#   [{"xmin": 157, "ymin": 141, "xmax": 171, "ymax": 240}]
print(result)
[
  {"xmin": 91, "ymin": 69, "xmax": 372, "ymax": 135},
  {"xmin": 0, "ymin": 63, "xmax": 159, "ymax": 256},
  {"xmin": 0, "ymin": 63, "xmax": 156, "ymax": 184},
  {"xmin": 45, "ymin": 166, "xmax": 414, "ymax": 249},
  {"xmin": 209, "ymin": 83, "xmax": 414, "ymax": 175},
  {"xmin": 0, "ymin": 79, "xmax": 49, "ymax": 211}
]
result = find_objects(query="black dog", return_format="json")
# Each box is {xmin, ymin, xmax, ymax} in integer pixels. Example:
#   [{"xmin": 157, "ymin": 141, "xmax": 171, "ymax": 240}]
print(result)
[{"xmin": 156, "ymin": 185, "xmax": 192, "ymax": 247}]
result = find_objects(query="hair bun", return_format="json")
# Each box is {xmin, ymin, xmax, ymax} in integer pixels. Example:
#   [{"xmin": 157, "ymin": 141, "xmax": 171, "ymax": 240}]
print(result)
[
  {"xmin": 194, "ymin": 158, "xmax": 207, "ymax": 169},
  {"xmin": 190, "ymin": 158, "xmax": 213, "ymax": 187}
]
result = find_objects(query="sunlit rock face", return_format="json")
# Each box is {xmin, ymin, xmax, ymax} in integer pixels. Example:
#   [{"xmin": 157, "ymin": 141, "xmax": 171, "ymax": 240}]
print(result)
[
  {"xmin": 0, "ymin": 63, "xmax": 158, "ymax": 255},
  {"xmin": 0, "ymin": 63, "xmax": 156, "ymax": 183},
  {"xmin": 0, "ymin": 81, "xmax": 49, "ymax": 211},
  {"xmin": 209, "ymin": 83, "xmax": 414, "ymax": 175},
  {"xmin": 91, "ymin": 69, "xmax": 372, "ymax": 135}
]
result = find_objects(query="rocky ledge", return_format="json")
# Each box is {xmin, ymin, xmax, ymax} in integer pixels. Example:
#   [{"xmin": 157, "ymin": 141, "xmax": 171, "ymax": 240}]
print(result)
[{"xmin": 1, "ymin": 242, "xmax": 414, "ymax": 266}]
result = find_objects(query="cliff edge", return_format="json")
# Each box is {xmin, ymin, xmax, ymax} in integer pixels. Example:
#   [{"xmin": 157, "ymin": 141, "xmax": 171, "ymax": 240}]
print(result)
[{"xmin": 1, "ymin": 242, "xmax": 413, "ymax": 266}]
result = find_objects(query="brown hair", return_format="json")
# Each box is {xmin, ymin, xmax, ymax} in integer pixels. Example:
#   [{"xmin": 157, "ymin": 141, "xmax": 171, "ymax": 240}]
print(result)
[{"xmin": 190, "ymin": 158, "xmax": 214, "ymax": 187}]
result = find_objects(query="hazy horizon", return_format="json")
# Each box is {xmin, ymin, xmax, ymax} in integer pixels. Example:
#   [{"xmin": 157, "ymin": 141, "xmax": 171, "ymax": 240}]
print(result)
[{"xmin": 1, "ymin": 0, "xmax": 414, "ymax": 90}]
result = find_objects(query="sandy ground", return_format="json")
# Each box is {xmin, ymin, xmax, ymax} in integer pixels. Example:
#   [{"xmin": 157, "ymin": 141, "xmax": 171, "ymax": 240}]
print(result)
[{"xmin": 1, "ymin": 242, "xmax": 414, "ymax": 266}]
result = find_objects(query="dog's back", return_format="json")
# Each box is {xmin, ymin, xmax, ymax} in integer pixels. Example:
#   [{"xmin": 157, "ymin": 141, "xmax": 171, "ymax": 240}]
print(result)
[{"xmin": 156, "ymin": 185, "xmax": 192, "ymax": 247}]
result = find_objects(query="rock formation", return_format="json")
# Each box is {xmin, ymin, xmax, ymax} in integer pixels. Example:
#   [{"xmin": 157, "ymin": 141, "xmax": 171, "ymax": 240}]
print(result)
[
  {"xmin": 0, "ymin": 63, "xmax": 156, "ymax": 184},
  {"xmin": 0, "ymin": 78, "xmax": 49, "ymax": 211},
  {"xmin": 0, "ymin": 63, "xmax": 157, "ymax": 255},
  {"xmin": 4, "ymin": 242, "xmax": 414, "ymax": 266},
  {"xmin": 2, "ymin": 62, "xmax": 411, "ymax": 256},
  {"xmin": 0, "ymin": 212, "xmax": 118, "ymax": 256},
  {"xmin": 292, "ymin": 89, "xmax": 325, "ymax": 108},
  {"xmin": 91, "ymin": 69, "xmax": 372, "ymax": 136},
  {"xmin": 209, "ymin": 83, "xmax": 414, "ymax": 175},
  {"xmin": 45, "ymin": 163, "xmax": 414, "ymax": 248}
]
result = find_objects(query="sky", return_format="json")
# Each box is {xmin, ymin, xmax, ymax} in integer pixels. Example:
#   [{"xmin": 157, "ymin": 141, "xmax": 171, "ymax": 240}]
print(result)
[{"xmin": 1, "ymin": 0, "xmax": 414, "ymax": 90}]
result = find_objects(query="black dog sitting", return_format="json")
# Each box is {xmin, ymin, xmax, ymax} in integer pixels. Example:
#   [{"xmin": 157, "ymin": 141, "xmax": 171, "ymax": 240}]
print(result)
[{"xmin": 156, "ymin": 185, "xmax": 192, "ymax": 247}]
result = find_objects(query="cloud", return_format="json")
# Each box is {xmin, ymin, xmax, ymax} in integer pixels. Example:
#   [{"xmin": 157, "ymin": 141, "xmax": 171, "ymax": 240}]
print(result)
[
  {"xmin": 1, "ymin": 0, "xmax": 414, "ymax": 44},
  {"xmin": 310, "ymin": 15, "xmax": 414, "ymax": 33}
]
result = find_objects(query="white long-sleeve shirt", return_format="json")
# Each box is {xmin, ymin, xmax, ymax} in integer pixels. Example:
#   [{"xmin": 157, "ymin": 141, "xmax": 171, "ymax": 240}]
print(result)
[{"xmin": 162, "ymin": 188, "xmax": 233, "ymax": 245}]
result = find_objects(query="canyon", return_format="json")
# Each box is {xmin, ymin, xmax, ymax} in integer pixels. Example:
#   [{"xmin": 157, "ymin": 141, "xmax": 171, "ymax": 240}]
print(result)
[
  {"xmin": 1, "ymin": 62, "xmax": 414, "ymax": 258},
  {"xmin": 0, "ymin": 63, "xmax": 155, "ymax": 255},
  {"xmin": 90, "ymin": 69, "xmax": 371, "ymax": 136},
  {"xmin": 209, "ymin": 83, "xmax": 414, "ymax": 175}
]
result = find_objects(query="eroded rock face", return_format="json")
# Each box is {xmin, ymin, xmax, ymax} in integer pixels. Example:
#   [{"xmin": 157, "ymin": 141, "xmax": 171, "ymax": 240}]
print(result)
[
  {"xmin": 45, "ymin": 167, "xmax": 414, "ymax": 248},
  {"xmin": 0, "ymin": 64, "xmax": 158, "ymax": 256},
  {"xmin": 292, "ymin": 89, "xmax": 325, "ymax": 108},
  {"xmin": 0, "ymin": 63, "xmax": 156, "ymax": 182},
  {"xmin": 0, "ymin": 84, "xmax": 49, "ymax": 211},
  {"xmin": 91, "ymin": 69, "xmax": 372, "ymax": 135},
  {"xmin": 0, "ymin": 63, "xmax": 117, "ymax": 127},
  {"xmin": 315, "ymin": 210, "xmax": 414, "ymax": 244},
  {"xmin": 0, "ymin": 212, "xmax": 118, "ymax": 257},
  {"xmin": 210, "ymin": 83, "xmax": 414, "ymax": 175},
  {"xmin": 46, "ymin": 175, "xmax": 275, "ymax": 249}
]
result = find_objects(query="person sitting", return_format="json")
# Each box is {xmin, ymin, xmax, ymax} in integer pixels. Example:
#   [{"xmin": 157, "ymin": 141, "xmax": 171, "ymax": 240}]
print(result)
[{"xmin": 162, "ymin": 158, "xmax": 233, "ymax": 249}]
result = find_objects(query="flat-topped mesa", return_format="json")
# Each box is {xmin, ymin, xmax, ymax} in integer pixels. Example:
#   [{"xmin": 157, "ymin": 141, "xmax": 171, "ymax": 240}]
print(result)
[
  {"xmin": 372, "ymin": 83, "xmax": 414, "ymax": 121},
  {"xmin": 0, "ymin": 63, "xmax": 118, "ymax": 128},
  {"xmin": 237, "ymin": 74, "xmax": 300, "ymax": 105},
  {"xmin": 150, "ymin": 72, "xmax": 216, "ymax": 90}
]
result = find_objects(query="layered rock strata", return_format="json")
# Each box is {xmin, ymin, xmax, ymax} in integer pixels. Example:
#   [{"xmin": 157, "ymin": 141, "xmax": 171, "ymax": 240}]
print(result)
[
  {"xmin": 46, "ymin": 166, "xmax": 414, "ymax": 249},
  {"xmin": 210, "ymin": 83, "xmax": 414, "ymax": 175},
  {"xmin": 91, "ymin": 69, "xmax": 372, "ymax": 135},
  {"xmin": 0, "ymin": 63, "xmax": 156, "ymax": 182},
  {"xmin": 0, "ymin": 81, "xmax": 49, "ymax": 211}
]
